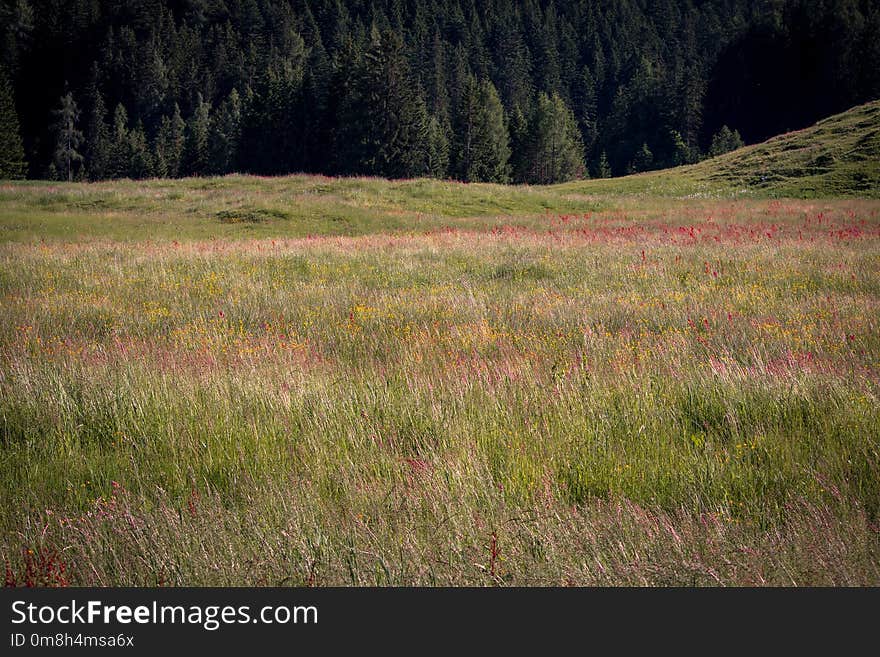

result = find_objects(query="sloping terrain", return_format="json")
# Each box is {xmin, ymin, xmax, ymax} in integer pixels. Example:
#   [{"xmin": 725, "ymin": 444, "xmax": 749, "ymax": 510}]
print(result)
[
  {"xmin": 693, "ymin": 100, "xmax": 880, "ymax": 197},
  {"xmin": 556, "ymin": 99, "xmax": 880, "ymax": 199}
]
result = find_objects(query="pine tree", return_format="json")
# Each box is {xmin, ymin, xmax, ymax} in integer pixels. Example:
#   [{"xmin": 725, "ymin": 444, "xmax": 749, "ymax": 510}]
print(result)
[
  {"xmin": 183, "ymin": 93, "xmax": 211, "ymax": 176},
  {"xmin": 668, "ymin": 129, "xmax": 692, "ymax": 166},
  {"xmin": 595, "ymin": 151, "xmax": 612, "ymax": 179},
  {"xmin": 325, "ymin": 34, "xmax": 364, "ymax": 175},
  {"xmin": 51, "ymin": 91, "xmax": 84, "ymax": 182},
  {"xmin": 85, "ymin": 92, "xmax": 111, "ymax": 180},
  {"xmin": 128, "ymin": 121, "xmax": 153, "ymax": 179},
  {"xmin": 209, "ymin": 88, "xmax": 242, "ymax": 174},
  {"xmin": 107, "ymin": 104, "xmax": 132, "ymax": 179},
  {"xmin": 525, "ymin": 92, "xmax": 584, "ymax": 184},
  {"xmin": 629, "ymin": 142, "xmax": 654, "ymax": 173},
  {"xmin": 155, "ymin": 103, "xmax": 186, "ymax": 178},
  {"xmin": 239, "ymin": 34, "xmax": 307, "ymax": 174},
  {"xmin": 508, "ymin": 103, "xmax": 530, "ymax": 183},
  {"xmin": 425, "ymin": 115, "xmax": 450, "ymax": 179},
  {"xmin": 452, "ymin": 76, "xmax": 510, "ymax": 183},
  {"xmin": 708, "ymin": 125, "xmax": 743, "ymax": 157},
  {"xmin": 426, "ymin": 27, "xmax": 449, "ymax": 121},
  {"xmin": 0, "ymin": 69, "xmax": 26, "ymax": 179},
  {"xmin": 576, "ymin": 65, "xmax": 599, "ymax": 160},
  {"xmin": 355, "ymin": 28, "xmax": 429, "ymax": 178}
]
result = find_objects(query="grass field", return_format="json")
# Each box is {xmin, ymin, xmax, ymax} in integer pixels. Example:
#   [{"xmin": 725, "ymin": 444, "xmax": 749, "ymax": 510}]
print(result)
[{"xmin": 2, "ymin": 103, "xmax": 879, "ymax": 586}]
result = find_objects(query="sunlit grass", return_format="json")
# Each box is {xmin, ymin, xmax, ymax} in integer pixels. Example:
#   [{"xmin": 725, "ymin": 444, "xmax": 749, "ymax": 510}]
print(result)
[{"xmin": 1, "ymin": 182, "xmax": 879, "ymax": 585}]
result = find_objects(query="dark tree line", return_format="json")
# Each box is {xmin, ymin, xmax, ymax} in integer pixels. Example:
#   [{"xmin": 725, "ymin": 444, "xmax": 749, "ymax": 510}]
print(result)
[{"xmin": 1, "ymin": 0, "xmax": 878, "ymax": 183}]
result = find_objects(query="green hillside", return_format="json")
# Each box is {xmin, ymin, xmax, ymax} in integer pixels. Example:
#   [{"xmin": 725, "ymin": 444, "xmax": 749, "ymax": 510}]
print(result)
[
  {"xmin": 559, "ymin": 100, "xmax": 880, "ymax": 199},
  {"xmin": 692, "ymin": 99, "xmax": 880, "ymax": 197}
]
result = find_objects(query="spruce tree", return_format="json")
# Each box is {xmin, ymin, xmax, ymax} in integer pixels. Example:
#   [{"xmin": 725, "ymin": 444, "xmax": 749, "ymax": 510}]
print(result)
[
  {"xmin": 298, "ymin": 61, "xmax": 329, "ymax": 172},
  {"xmin": 708, "ymin": 125, "xmax": 744, "ymax": 157},
  {"xmin": 427, "ymin": 28, "xmax": 449, "ymax": 121},
  {"xmin": 595, "ymin": 151, "xmax": 612, "ymax": 179},
  {"xmin": 668, "ymin": 129, "xmax": 692, "ymax": 166},
  {"xmin": 85, "ymin": 92, "xmax": 111, "ymax": 180},
  {"xmin": 155, "ymin": 104, "xmax": 185, "ymax": 178},
  {"xmin": 325, "ymin": 35, "xmax": 364, "ymax": 175},
  {"xmin": 452, "ymin": 76, "xmax": 510, "ymax": 183},
  {"xmin": 532, "ymin": 2, "xmax": 561, "ymax": 95},
  {"xmin": 240, "ymin": 34, "xmax": 307, "ymax": 174},
  {"xmin": 0, "ymin": 69, "xmax": 26, "ymax": 179},
  {"xmin": 108, "ymin": 104, "xmax": 132, "ymax": 179},
  {"xmin": 508, "ymin": 104, "xmax": 530, "ymax": 183},
  {"xmin": 209, "ymin": 89, "xmax": 242, "ymax": 174},
  {"xmin": 491, "ymin": 11, "xmax": 532, "ymax": 111},
  {"xmin": 356, "ymin": 28, "xmax": 429, "ymax": 178},
  {"xmin": 576, "ymin": 65, "xmax": 598, "ymax": 160},
  {"xmin": 679, "ymin": 43, "xmax": 705, "ymax": 157},
  {"xmin": 425, "ymin": 115, "xmax": 450, "ymax": 179},
  {"xmin": 3, "ymin": 1, "xmax": 876, "ymax": 182},
  {"xmin": 471, "ymin": 78, "xmax": 511, "ymax": 183},
  {"xmin": 629, "ymin": 142, "xmax": 654, "ymax": 173},
  {"xmin": 525, "ymin": 92, "xmax": 584, "ymax": 184},
  {"xmin": 183, "ymin": 93, "xmax": 211, "ymax": 176},
  {"xmin": 128, "ymin": 121, "xmax": 153, "ymax": 178},
  {"xmin": 51, "ymin": 92, "xmax": 83, "ymax": 182}
]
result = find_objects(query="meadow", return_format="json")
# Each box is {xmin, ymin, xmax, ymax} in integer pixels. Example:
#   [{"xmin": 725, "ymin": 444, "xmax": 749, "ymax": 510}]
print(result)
[{"xmin": 1, "ymin": 167, "xmax": 878, "ymax": 587}]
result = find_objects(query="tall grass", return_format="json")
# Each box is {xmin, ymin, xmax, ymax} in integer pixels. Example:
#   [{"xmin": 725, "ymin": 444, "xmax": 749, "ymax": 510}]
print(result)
[{"xmin": 1, "ymin": 191, "xmax": 878, "ymax": 585}]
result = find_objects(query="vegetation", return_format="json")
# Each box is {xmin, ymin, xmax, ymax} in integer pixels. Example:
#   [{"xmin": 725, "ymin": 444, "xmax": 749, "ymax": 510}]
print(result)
[
  {"xmin": 0, "ymin": 68, "xmax": 25, "ymax": 179},
  {"xmin": 1, "ymin": 104, "xmax": 879, "ymax": 585},
  {"xmin": 1, "ymin": 0, "xmax": 879, "ymax": 183},
  {"xmin": 694, "ymin": 101, "xmax": 880, "ymax": 197},
  {"xmin": 556, "ymin": 100, "xmax": 880, "ymax": 199},
  {"xmin": 709, "ymin": 126, "xmax": 745, "ymax": 158},
  {"xmin": 519, "ymin": 91, "xmax": 585, "ymax": 184},
  {"xmin": 1, "ymin": 101, "xmax": 875, "ymax": 244},
  {"xmin": 50, "ymin": 92, "xmax": 84, "ymax": 183}
]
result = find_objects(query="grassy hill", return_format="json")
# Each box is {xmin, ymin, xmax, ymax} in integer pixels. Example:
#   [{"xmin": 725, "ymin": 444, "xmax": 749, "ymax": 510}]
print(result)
[
  {"xmin": 692, "ymin": 99, "xmax": 880, "ymax": 197},
  {"xmin": 559, "ymin": 99, "xmax": 880, "ymax": 199}
]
